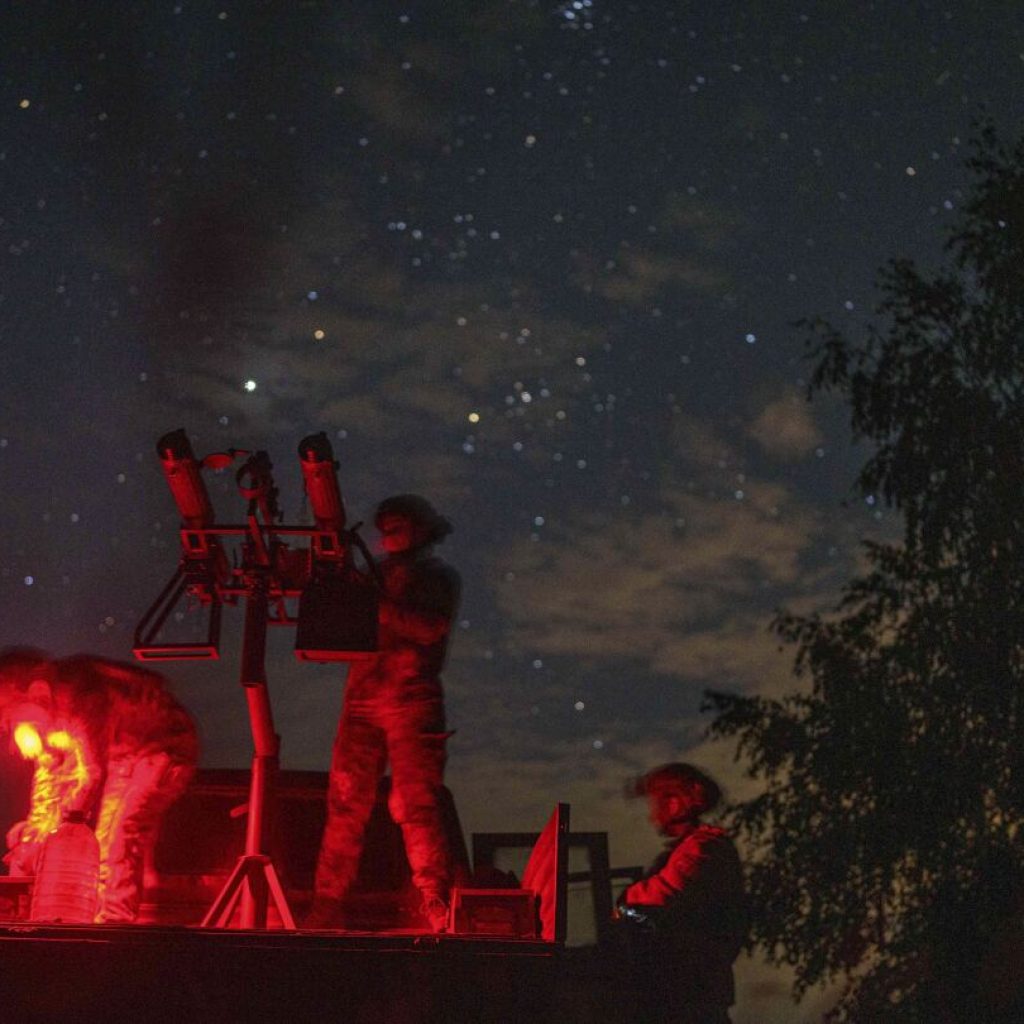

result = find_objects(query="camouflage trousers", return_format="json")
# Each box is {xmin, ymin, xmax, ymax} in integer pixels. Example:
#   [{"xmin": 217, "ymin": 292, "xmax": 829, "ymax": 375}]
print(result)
[
  {"xmin": 314, "ymin": 686, "xmax": 451, "ymax": 904},
  {"xmin": 6, "ymin": 752, "xmax": 193, "ymax": 923},
  {"xmin": 93, "ymin": 752, "xmax": 194, "ymax": 922}
]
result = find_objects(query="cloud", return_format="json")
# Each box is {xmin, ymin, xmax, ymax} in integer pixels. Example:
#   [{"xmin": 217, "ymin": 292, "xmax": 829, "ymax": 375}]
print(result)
[
  {"xmin": 570, "ymin": 194, "xmax": 747, "ymax": 305},
  {"xmin": 577, "ymin": 249, "xmax": 730, "ymax": 304},
  {"xmin": 749, "ymin": 392, "xmax": 823, "ymax": 459},
  {"xmin": 449, "ymin": 727, "xmax": 697, "ymax": 859},
  {"xmin": 142, "ymin": 168, "xmax": 614, "ymax": 430},
  {"xmin": 658, "ymin": 193, "xmax": 748, "ymax": 250},
  {"xmin": 494, "ymin": 482, "xmax": 825, "ymax": 679},
  {"xmin": 348, "ymin": 65, "xmax": 454, "ymax": 145}
]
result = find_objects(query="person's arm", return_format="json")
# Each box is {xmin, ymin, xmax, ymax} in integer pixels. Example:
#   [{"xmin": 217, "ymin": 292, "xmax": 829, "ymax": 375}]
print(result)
[
  {"xmin": 623, "ymin": 830, "xmax": 719, "ymax": 907},
  {"xmin": 380, "ymin": 565, "xmax": 460, "ymax": 644},
  {"xmin": 50, "ymin": 724, "xmax": 104, "ymax": 818},
  {"xmin": 11, "ymin": 724, "xmax": 103, "ymax": 844}
]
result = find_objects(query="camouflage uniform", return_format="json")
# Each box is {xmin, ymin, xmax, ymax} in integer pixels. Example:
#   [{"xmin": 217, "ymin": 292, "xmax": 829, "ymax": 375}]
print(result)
[
  {"xmin": 313, "ymin": 551, "xmax": 460, "ymax": 915},
  {"xmin": 1, "ymin": 652, "xmax": 198, "ymax": 923}
]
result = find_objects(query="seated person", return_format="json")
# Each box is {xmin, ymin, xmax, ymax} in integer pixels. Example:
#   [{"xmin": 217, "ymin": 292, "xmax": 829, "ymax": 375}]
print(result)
[{"xmin": 617, "ymin": 762, "xmax": 747, "ymax": 1024}]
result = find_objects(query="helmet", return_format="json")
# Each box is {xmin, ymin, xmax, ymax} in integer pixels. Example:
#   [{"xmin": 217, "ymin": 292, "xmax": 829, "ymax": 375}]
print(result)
[
  {"xmin": 627, "ymin": 762, "xmax": 721, "ymax": 818},
  {"xmin": 374, "ymin": 494, "xmax": 452, "ymax": 545},
  {"xmin": 0, "ymin": 647, "xmax": 53, "ymax": 695},
  {"xmin": 0, "ymin": 648, "xmax": 54, "ymax": 736}
]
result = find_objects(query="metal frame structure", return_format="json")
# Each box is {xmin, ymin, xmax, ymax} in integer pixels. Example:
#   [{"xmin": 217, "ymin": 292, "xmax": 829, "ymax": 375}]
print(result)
[
  {"xmin": 471, "ymin": 803, "xmax": 572, "ymax": 944},
  {"xmin": 134, "ymin": 430, "xmax": 375, "ymax": 931}
]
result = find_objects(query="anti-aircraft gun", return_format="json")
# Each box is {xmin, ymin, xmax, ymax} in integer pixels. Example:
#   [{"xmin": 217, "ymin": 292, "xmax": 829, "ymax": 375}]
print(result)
[{"xmin": 133, "ymin": 428, "xmax": 379, "ymax": 930}]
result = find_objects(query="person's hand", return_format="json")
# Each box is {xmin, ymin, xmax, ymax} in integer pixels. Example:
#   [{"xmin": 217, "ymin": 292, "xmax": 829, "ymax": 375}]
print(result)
[
  {"xmin": 3, "ymin": 828, "xmax": 42, "ymax": 876},
  {"xmin": 5, "ymin": 819, "xmax": 26, "ymax": 851}
]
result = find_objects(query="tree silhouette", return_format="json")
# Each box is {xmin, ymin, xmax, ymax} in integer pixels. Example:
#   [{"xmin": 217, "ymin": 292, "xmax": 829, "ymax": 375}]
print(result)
[{"xmin": 705, "ymin": 125, "xmax": 1024, "ymax": 1023}]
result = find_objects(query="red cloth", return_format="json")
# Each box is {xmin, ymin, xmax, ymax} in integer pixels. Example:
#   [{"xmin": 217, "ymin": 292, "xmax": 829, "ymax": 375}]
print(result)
[{"xmin": 522, "ymin": 806, "xmax": 564, "ymax": 941}]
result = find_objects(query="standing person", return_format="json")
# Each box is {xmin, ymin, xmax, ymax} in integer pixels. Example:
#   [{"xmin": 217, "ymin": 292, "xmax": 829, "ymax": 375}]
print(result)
[
  {"xmin": 617, "ymin": 762, "xmax": 747, "ymax": 1024},
  {"xmin": 0, "ymin": 648, "xmax": 198, "ymax": 923},
  {"xmin": 308, "ymin": 494, "xmax": 460, "ymax": 933}
]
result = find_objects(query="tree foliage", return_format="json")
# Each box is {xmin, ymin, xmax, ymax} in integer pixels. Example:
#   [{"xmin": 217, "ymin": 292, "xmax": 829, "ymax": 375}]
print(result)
[{"xmin": 705, "ymin": 125, "xmax": 1024, "ymax": 1022}]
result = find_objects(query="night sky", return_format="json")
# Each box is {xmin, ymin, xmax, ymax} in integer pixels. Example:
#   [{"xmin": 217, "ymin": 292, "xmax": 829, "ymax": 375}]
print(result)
[{"xmin": 2, "ymin": 3, "xmax": 1022, "ymax": 1018}]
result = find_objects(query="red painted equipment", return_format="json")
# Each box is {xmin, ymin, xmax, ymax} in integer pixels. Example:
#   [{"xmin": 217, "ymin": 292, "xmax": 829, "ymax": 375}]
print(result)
[{"xmin": 135, "ymin": 429, "xmax": 380, "ymax": 930}]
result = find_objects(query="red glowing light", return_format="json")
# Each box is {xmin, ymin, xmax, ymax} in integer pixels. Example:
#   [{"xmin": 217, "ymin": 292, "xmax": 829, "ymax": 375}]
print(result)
[{"xmin": 14, "ymin": 722, "xmax": 91, "ymax": 843}]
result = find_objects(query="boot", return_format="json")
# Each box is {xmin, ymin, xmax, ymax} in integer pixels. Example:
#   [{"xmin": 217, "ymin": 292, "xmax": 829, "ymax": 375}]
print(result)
[{"xmin": 421, "ymin": 893, "xmax": 449, "ymax": 934}]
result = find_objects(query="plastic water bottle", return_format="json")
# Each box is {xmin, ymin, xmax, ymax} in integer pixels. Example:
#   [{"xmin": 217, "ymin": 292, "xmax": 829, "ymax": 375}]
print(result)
[{"xmin": 30, "ymin": 811, "xmax": 100, "ymax": 923}]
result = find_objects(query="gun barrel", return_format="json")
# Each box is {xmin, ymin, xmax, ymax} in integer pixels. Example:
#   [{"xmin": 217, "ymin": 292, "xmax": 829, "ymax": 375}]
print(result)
[
  {"xmin": 157, "ymin": 429, "xmax": 214, "ymax": 528},
  {"xmin": 298, "ymin": 432, "xmax": 346, "ymax": 532}
]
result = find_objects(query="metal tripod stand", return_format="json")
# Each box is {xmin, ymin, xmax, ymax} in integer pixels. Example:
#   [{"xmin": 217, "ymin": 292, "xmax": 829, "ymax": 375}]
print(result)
[{"xmin": 200, "ymin": 576, "xmax": 295, "ymax": 930}]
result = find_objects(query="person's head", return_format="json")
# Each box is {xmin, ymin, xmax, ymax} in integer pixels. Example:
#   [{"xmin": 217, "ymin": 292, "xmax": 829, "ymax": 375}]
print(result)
[
  {"xmin": 0, "ymin": 648, "xmax": 55, "ymax": 740},
  {"xmin": 628, "ymin": 762, "xmax": 721, "ymax": 835},
  {"xmin": 374, "ymin": 494, "xmax": 452, "ymax": 555}
]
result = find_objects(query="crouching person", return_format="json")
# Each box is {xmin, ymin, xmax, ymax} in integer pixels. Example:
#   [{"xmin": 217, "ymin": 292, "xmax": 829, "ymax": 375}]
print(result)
[{"xmin": 0, "ymin": 648, "xmax": 198, "ymax": 923}]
